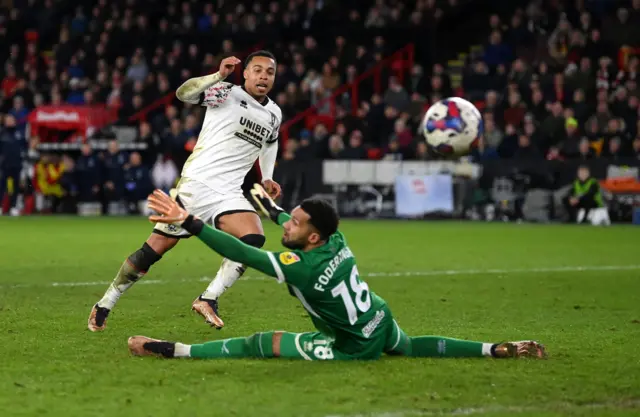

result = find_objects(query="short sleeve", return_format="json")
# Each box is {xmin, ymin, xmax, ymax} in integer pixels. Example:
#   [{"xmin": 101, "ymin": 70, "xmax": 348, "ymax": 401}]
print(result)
[
  {"xmin": 266, "ymin": 251, "xmax": 311, "ymax": 288},
  {"xmin": 200, "ymin": 82, "xmax": 233, "ymax": 107}
]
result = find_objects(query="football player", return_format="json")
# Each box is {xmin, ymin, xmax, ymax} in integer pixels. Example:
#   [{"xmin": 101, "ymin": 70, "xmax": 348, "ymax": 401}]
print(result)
[
  {"xmin": 127, "ymin": 186, "xmax": 547, "ymax": 362},
  {"xmin": 89, "ymin": 51, "xmax": 282, "ymax": 331}
]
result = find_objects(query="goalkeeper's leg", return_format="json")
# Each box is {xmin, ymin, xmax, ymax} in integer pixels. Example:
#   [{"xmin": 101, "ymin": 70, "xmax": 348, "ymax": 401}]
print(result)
[
  {"xmin": 88, "ymin": 233, "xmax": 176, "ymax": 332},
  {"xmin": 385, "ymin": 320, "xmax": 547, "ymax": 359},
  {"xmin": 128, "ymin": 332, "xmax": 279, "ymax": 359},
  {"xmin": 128, "ymin": 331, "xmax": 347, "ymax": 360}
]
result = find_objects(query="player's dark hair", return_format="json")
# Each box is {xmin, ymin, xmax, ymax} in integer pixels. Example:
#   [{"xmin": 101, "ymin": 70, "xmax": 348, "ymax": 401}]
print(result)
[
  {"xmin": 244, "ymin": 50, "xmax": 277, "ymax": 67},
  {"xmin": 300, "ymin": 198, "xmax": 339, "ymax": 241}
]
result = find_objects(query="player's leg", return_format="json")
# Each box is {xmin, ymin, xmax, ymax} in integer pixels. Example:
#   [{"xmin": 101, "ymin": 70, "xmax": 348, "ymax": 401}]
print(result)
[
  {"xmin": 88, "ymin": 233, "xmax": 178, "ymax": 331},
  {"xmin": 193, "ymin": 203, "xmax": 264, "ymax": 329},
  {"xmin": 385, "ymin": 319, "xmax": 546, "ymax": 358},
  {"xmin": 127, "ymin": 331, "xmax": 351, "ymax": 360},
  {"xmin": 128, "ymin": 331, "xmax": 278, "ymax": 359},
  {"xmin": 88, "ymin": 190, "xmax": 194, "ymax": 332}
]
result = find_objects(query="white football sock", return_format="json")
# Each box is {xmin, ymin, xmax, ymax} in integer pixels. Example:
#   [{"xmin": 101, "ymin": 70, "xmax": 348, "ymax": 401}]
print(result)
[
  {"xmin": 97, "ymin": 281, "xmax": 134, "ymax": 310},
  {"xmin": 482, "ymin": 343, "xmax": 494, "ymax": 357},
  {"xmin": 174, "ymin": 343, "xmax": 191, "ymax": 358},
  {"xmin": 201, "ymin": 258, "xmax": 247, "ymax": 300}
]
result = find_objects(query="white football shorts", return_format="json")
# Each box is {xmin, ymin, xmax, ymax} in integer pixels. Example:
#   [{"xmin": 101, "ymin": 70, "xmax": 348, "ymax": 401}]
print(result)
[{"xmin": 153, "ymin": 178, "xmax": 256, "ymax": 238}]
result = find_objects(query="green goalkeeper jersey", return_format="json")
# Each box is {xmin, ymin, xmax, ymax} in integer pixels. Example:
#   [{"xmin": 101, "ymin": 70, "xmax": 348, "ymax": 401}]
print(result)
[
  {"xmin": 265, "ymin": 226, "xmax": 388, "ymax": 353},
  {"xmin": 185, "ymin": 213, "xmax": 388, "ymax": 354}
]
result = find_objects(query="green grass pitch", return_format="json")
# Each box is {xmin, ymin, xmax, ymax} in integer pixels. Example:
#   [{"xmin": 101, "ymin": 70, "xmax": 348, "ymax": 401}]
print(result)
[{"xmin": 1, "ymin": 217, "xmax": 639, "ymax": 417}]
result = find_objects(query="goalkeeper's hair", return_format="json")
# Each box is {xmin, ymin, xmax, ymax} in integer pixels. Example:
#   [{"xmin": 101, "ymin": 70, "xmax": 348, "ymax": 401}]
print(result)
[
  {"xmin": 300, "ymin": 198, "xmax": 339, "ymax": 241},
  {"xmin": 245, "ymin": 50, "xmax": 277, "ymax": 67}
]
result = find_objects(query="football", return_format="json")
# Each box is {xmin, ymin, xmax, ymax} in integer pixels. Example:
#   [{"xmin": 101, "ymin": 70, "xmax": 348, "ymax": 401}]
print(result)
[{"xmin": 422, "ymin": 97, "xmax": 483, "ymax": 156}]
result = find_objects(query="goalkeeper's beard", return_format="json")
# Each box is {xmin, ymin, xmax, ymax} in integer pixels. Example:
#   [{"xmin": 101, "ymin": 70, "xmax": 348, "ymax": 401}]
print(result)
[{"xmin": 281, "ymin": 236, "xmax": 305, "ymax": 250}]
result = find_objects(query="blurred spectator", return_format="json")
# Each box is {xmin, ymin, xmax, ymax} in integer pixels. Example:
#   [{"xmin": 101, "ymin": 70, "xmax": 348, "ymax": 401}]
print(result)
[
  {"xmin": 9, "ymin": 96, "xmax": 29, "ymax": 131},
  {"xmin": 59, "ymin": 155, "xmax": 78, "ymax": 213},
  {"xmin": 389, "ymin": 119, "xmax": 413, "ymax": 149},
  {"xmin": 504, "ymin": 91, "xmax": 527, "ymax": 126},
  {"xmin": 124, "ymin": 152, "xmax": 153, "ymax": 214},
  {"xmin": 541, "ymin": 102, "xmax": 566, "ymax": 150},
  {"xmin": 342, "ymin": 130, "xmax": 367, "ymax": 159},
  {"xmin": 383, "ymin": 76, "xmax": 410, "ymax": 112},
  {"xmin": 514, "ymin": 134, "xmax": 543, "ymax": 159},
  {"xmin": 559, "ymin": 118, "xmax": 582, "ymax": 158},
  {"xmin": 136, "ymin": 122, "xmax": 162, "ymax": 167},
  {"xmin": 605, "ymin": 136, "xmax": 624, "ymax": 160},
  {"xmin": 463, "ymin": 61, "xmax": 490, "ymax": 101},
  {"xmin": 632, "ymin": 136, "xmax": 640, "ymax": 160},
  {"xmin": 103, "ymin": 140, "xmax": 127, "ymax": 206},
  {"xmin": 36, "ymin": 154, "xmax": 64, "ymax": 214},
  {"xmin": 564, "ymin": 165, "xmax": 609, "ymax": 224},
  {"xmin": 577, "ymin": 138, "xmax": 596, "ymax": 160},
  {"xmin": 321, "ymin": 63, "xmax": 341, "ymax": 91},
  {"xmin": 483, "ymin": 31, "xmax": 512, "ymax": 68},
  {"xmin": 75, "ymin": 144, "xmax": 102, "ymax": 202},
  {"xmin": 0, "ymin": 114, "xmax": 25, "ymax": 215},
  {"xmin": 327, "ymin": 135, "xmax": 345, "ymax": 159},
  {"xmin": 67, "ymin": 78, "xmax": 85, "ymax": 105},
  {"xmin": 295, "ymin": 131, "xmax": 318, "ymax": 161}
]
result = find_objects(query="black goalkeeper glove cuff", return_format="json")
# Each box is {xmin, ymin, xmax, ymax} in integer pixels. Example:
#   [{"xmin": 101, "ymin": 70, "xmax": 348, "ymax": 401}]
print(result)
[
  {"xmin": 181, "ymin": 214, "xmax": 205, "ymax": 235},
  {"xmin": 266, "ymin": 205, "xmax": 285, "ymax": 224},
  {"xmin": 252, "ymin": 192, "xmax": 284, "ymax": 223}
]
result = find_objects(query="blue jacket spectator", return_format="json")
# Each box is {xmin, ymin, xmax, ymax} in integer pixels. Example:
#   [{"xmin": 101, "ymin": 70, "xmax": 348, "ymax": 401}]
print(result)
[
  {"xmin": 483, "ymin": 31, "xmax": 513, "ymax": 68},
  {"xmin": 103, "ymin": 140, "xmax": 128, "ymax": 201},
  {"xmin": 8, "ymin": 96, "xmax": 29, "ymax": 131},
  {"xmin": 75, "ymin": 144, "xmax": 102, "ymax": 202},
  {"xmin": 124, "ymin": 152, "xmax": 154, "ymax": 213},
  {"xmin": 0, "ymin": 115, "xmax": 26, "ymax": 213}
]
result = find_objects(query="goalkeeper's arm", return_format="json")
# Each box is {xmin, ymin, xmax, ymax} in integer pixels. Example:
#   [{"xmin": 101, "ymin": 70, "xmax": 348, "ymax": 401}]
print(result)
[
  {"xmin": 180, "ymin": 215, "xmax": 280, "ymax": 278},
  {"xmin": 250, "ymin": 184, "xmax": 291, "ymax": 226}
]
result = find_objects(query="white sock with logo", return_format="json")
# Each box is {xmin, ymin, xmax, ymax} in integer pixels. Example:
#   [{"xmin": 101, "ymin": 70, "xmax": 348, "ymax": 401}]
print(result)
[{"xmin": 201, "ymin": 258, "xmax": 247, "ymax": 300}]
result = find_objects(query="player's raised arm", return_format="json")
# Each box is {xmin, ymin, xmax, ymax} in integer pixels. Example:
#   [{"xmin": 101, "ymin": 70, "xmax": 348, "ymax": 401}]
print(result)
[
  {"xmin": 175, "ymin": 56, "xmax": 240, "ymax": 104},
  {"xmin": 147, "ymin": 190, "xmax": 279, "ymax": 278}
]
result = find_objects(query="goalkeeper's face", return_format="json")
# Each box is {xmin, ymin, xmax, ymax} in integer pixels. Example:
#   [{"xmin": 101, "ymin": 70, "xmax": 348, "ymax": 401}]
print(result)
[
  {"xmin": 244, "ymin": 56, "xmax": 276, "ymax": 98},
  {"xmin": 281, "ymin": 207, "xmax": 321, "ymax": 250}
]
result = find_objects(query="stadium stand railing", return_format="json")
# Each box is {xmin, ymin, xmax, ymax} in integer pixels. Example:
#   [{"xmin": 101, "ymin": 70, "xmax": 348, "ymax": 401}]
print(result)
[{"xmin": 280, "ymin": 43, "xmax": 415, "ymax": 146}]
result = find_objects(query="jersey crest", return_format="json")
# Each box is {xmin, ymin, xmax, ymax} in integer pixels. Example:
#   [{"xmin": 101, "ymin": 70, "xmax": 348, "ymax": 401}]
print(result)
[{"xmin": 268, "ymin": 111, "xmax": 278, "ymax": 128}]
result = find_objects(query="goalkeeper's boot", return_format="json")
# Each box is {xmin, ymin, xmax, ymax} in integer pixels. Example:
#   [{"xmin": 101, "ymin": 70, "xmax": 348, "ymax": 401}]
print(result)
[
  {"xmin": 493, "ymin": 341, "xmax": 547, "ymax": 358},
  {"xmin": 88, "ymin": 304, "xmax": 111, "ymax": 332},
  {"xmin": 192, "ymin": 296, "xmax": 224, "ymax": 329},
  {"xmin": 128, "ymin": 336, "xmax": 175, "ymax": 358}
]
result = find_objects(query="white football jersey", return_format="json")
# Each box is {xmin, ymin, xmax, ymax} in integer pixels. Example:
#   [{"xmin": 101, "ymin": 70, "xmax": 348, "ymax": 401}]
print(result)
[{"xmin": 181, "ymin": 82, "xmax": 282, "ymax": 194}]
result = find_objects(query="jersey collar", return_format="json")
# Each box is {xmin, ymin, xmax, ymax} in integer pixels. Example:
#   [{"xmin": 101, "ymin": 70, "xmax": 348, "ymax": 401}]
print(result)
[{"xmin": 241, "ymin": 85, "xmax": 270, "ymax": 107}]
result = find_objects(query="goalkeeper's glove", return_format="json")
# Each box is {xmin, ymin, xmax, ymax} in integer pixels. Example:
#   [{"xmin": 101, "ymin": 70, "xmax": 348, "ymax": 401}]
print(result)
[{"xmin": 250, "ymin": 183, "xmax": 285, "ymax": 224}]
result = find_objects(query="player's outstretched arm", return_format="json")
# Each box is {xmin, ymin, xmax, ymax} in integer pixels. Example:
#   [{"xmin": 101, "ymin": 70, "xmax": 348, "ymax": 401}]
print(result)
[
  {"xmin": 147, "ymin": 190, "xmax": 279, "ymax": 278},
  {"xmin": 250, "ymin": 184, "xmax": 290, "ymax": 226},
  {"xmin": 175, "ymin": 56, "xmax": 240, "ymax": 104}
]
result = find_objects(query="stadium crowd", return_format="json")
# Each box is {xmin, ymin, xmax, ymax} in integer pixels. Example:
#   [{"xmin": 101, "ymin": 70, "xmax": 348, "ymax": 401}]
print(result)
[{"xmin": 0, "ymin": 0, "xmax": 639, "ymax": 215}]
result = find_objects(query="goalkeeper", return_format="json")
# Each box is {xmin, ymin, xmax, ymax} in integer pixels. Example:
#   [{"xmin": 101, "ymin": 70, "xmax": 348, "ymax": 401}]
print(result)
[{"xmin": 128, "ymin": 186, "xmax": 546, "ymax": 361}]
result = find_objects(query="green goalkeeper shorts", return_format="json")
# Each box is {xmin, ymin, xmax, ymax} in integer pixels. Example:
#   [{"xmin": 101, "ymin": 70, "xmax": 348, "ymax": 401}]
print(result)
[{"xmin": 278, "ymin": 311, "xmax": 411, "ymax": 361}]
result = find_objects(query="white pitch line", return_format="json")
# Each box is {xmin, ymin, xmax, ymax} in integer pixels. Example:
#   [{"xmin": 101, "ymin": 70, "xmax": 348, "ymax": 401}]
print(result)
[
  {"xmin": 3, "ymin": 264, "xmax": 640, "ymax": 289},
  {"xmin": 323, "ymin": 399, "xmax": 640, "ymax": 417}
]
